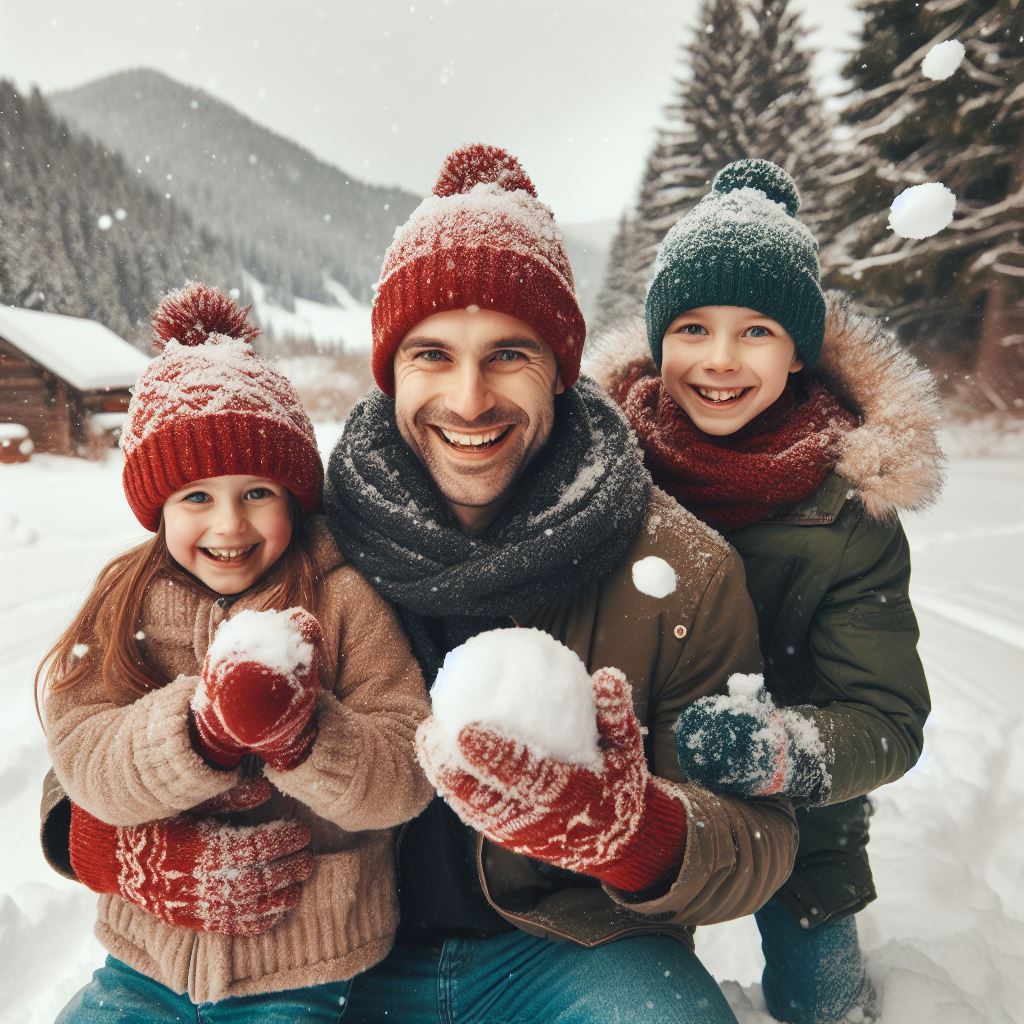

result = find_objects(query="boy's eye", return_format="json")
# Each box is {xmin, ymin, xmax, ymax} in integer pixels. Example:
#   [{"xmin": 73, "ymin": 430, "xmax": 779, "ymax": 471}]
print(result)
[
  {"xmin": 677, "ymin": 323, "xmax": 708, "ymax": 336},
  {"xmin": 744, "ymin": 325, "xmax": 772, "ymax": 338}
]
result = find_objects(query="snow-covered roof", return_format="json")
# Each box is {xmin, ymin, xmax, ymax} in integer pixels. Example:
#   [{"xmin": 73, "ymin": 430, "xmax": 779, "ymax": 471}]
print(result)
[{"xmin": 0, "ymin": 305, "xmax": 150, "ymax": 391}]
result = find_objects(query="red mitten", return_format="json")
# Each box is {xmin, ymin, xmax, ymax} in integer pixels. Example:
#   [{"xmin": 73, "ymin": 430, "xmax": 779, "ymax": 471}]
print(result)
[
  {"xmin": 69, "ymin": 795, "xmax": 314, "ymax": 936},
  {"xmin": 416, "ymin": 668, "xmax": 687, "ymax": 893},
  {"xmin": 191, "ymin": 607, "xmax": 322, "ymax": 771}
]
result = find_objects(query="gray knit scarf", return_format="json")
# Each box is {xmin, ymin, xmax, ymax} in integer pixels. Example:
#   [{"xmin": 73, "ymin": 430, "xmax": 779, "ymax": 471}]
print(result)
[{"xmin": 324, "ymin": 377, "xmax": 651, "ymax": 623}]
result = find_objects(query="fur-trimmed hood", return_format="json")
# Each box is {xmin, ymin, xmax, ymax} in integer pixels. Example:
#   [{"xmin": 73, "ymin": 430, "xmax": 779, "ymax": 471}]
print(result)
[{"xmin": 589, "ymin": 293, "xmax": 945, "ymax": 519}]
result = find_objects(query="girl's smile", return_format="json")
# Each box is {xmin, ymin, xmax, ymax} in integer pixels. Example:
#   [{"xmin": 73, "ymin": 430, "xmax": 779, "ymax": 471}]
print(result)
[{"xmin": 162, "ymin": 475, "xmax": 293, "ymax": 594}]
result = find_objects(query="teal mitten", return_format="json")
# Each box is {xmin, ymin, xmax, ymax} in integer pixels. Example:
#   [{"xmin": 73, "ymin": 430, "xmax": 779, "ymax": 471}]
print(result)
[{"xmin": 674, "ymin": 674, "xmax": 831, "ymax": 801}]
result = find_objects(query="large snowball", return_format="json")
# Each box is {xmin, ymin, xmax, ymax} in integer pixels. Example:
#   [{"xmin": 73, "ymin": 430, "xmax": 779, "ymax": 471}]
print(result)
[
  {"xmin": 632, "ymin": 556, "xmax": 678, "ymax": 598},
  {"xmin": 921, "ymin": 40, "xmax": 965, "ymax": 81},
  {"xmin": 889, "ymin": 183, "xmax": 956, "ymax": 240},
  {"xmin": 430, "ymin": 627, "xmax": 600, "ymax": 766}
]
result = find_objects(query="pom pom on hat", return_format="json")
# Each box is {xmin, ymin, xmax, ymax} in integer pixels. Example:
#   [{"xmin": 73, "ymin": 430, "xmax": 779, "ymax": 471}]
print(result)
[
  {"xmin": 713, "ymin": 159, "xmax": 801, "ymax": 217},
  {"xmin": 121, "ymin": 281, "xmax": 323, "ymax": 532},
  {"xmin": 433, "ymin": 144, "xmax": 538, "ymax": 199},
  {"xmin": 151, "ymin": 281, "xmax": 260, "ymax": 351}
]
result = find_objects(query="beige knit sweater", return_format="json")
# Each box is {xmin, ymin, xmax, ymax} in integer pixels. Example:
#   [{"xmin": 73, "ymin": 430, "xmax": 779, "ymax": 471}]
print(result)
[{"xmin": 43, "ymin": 518, "xmax": 432, "ymax": 1002}]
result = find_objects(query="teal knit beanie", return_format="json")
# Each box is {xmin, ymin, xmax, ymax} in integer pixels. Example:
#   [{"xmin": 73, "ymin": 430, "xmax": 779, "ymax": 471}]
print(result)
[{"xmin": 644, "ymin": 159, "xmax": 825, "ymax": 368}]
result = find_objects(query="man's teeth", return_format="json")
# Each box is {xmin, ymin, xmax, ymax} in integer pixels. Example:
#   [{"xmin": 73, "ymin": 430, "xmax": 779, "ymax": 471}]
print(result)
[
  {"xmin": 201, "ymin": 546, "xmax": 254, "ymax": 561},
  {"xmin": 439, "ymin": 427, "xmax": 507, "ymax": 447},
  {"xmin": 697, "ymin": 386, "xmax": 747, "ymax": 403}
]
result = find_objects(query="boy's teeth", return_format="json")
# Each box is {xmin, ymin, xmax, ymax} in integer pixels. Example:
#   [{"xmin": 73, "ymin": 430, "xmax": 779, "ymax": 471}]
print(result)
[
  {"xmin": 440, "ymin": 427, "xmax": 506, "ymax": 447},
  {"xmin": 697, "ymin": 387, "xmax": 746, "ymax": 402}
]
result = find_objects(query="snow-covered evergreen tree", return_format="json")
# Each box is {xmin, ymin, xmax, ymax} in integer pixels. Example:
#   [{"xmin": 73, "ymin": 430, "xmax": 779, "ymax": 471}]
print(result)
[
  {"xmin": 830, "ymin": 0, "xmax": 1022, "ymax": 405},
  {"xmin": 591, "ymin": 211, "xmax": 643, "ymax": 334}
]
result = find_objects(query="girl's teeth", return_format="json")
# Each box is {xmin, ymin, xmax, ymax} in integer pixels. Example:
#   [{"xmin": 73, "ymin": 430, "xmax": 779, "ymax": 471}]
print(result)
[{"xmin": 203, "ymin": 546, "xmax": 253, "ymax": 561}]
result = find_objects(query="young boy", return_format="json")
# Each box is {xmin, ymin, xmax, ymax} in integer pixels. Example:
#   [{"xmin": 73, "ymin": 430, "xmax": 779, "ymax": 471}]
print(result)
[{"xmin": 597, "ymin": 159, "xmax": 943, "ymax": 1024}]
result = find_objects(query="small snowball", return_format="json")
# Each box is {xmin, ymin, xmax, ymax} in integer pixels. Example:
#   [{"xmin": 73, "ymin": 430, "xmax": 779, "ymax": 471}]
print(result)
[
  {"xmin": 207, "ymin": 609, "xmax": 312, "ymax": 682},
  {"xmin": 430, "ymin": 627, "xmax": 600, "ymax": 766},
  {"xmin": 632, "ymin": 556, "xmax": 677, "ymax": 598},
  {"xmin": 921, "ymin": 39, "xmax": 965, "ymax": 80},
  {"xmin": 71, "ymin": 644, "xmax": 89, "ymax": 659},
  {"xmin": 889, "ymin": 183, "xmax": 956, "ymax": 239}
]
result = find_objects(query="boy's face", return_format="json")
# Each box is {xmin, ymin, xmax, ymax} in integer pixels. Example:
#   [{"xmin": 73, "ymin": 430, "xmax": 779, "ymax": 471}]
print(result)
[
  {"xmin": 660, "ymin": 306, "xmax": 804, "ymax": 436},
  {"xmin": 393, "ymin": 307, "xmax": 564, "ymax": 534}
]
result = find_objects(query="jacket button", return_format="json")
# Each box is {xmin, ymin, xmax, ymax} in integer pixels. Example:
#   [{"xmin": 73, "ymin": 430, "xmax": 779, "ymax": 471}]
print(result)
[{"xmin": 673, "ymin": 624, "xmax": 687, "ymax": 639}]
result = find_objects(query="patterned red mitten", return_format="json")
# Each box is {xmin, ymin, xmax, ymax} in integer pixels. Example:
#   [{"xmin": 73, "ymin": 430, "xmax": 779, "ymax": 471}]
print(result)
[
  {"xmin": 191, "ymin": 607, "xmax": 322, "ymax": 771},
  {"xmin": 69, "ymin": 795, "xmax": 314, "ymax": 936},
  {"xmin": 416, "ymin": 668, "xmax": 687, "ymax": 893}
]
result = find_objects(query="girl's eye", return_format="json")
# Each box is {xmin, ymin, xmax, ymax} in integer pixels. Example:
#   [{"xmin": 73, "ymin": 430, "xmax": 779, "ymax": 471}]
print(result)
[
  {"xmin": 745, "ymin": 325, "xmax": 772, "ymax": 338},
  {"xmin": 245, "ymin": 487, "xmax": 276, "ymax": 501},
  {"xmin": 183, "ymin": 492, "xmax": 210, "ymax": 504},
  {"xmin": 677, "ymin": 323, "xmax": 707, "ymax": 336}
]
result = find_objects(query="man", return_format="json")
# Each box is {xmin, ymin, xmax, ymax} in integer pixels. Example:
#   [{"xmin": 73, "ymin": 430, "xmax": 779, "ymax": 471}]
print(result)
[{"xmin": 41, "ymin": 144, "xmax": 797, "ymax": 1023}]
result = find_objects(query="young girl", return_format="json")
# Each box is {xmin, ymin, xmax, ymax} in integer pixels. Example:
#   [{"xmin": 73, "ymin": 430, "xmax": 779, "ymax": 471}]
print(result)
[
  {"xmin": 597, "ymin": 160, "xmax": 943, "ymax": 1024},
  {"xmin": 38, "ymin": 283, "xmax": 432, "ymax": 1021}
]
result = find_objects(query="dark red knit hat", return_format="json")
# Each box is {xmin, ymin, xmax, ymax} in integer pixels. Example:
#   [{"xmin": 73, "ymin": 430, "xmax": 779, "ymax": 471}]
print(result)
[
  {"xmin": 371, "ymin": 144, "xmax": 586, "ymax": 395},
  {"xmin": 121, "ymin": 282, "xmax": 323, "ymax": 531}
]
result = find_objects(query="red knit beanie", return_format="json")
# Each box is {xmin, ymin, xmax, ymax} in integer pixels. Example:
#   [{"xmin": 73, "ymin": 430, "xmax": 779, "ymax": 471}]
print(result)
[
  {"xmin": 371, "ymin": 144, "xmax": 586, "ymax": 395},
  {"xmin": 121, "ymin": 282, "xmax": 323, "ymax": 531}
]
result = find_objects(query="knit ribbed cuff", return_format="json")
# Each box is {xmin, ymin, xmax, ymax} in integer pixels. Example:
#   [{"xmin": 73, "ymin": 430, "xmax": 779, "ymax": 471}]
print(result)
[
  {"xmin": 595, "ymin": 781, "xmax": 688, "ymax": 893},
  {"xmin": 69, "ymin": 803, "xmax": 120, "ymax": 895}
]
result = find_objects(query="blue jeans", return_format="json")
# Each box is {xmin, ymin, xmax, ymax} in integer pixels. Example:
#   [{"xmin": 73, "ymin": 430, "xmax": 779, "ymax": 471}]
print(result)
[
  {"xmin": 56, "ymin": 956, "xmax": 352, "ymax": 1024},
  {"xmin": 756, "ymin": 898, "xmax": 876, "ymax": 1024},
  {"xmin": 342, "ymin": 929, "xmax": 737, "ymax": 1023}
]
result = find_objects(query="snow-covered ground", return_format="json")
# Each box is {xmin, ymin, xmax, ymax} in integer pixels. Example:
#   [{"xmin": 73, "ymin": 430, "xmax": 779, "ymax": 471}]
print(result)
[{"xmin": 1, "ymin": 430, "xmax": 1021, "ymax": 1023}]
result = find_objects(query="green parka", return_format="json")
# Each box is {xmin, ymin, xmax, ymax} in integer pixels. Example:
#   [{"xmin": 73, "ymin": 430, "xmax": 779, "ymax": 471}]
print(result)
[{"xmin": 594, "ymin": 295, "xmax": 944, "ymax": 926}]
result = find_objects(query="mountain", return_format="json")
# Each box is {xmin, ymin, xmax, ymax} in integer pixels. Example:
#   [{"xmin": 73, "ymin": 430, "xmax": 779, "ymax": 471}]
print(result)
[{"xmin": 49, "ymin": 69, "xmax": 420, "ymax": 307}]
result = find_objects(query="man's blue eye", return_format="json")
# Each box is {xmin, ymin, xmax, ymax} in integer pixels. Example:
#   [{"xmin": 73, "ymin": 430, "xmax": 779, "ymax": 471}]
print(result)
[
  {"xmin": 418, "ymin": 350, "xmax": 446, "ymax": 361},
  {"xmin": 495, "ymin": 350, "xmax": 524, "ymax": 362}
]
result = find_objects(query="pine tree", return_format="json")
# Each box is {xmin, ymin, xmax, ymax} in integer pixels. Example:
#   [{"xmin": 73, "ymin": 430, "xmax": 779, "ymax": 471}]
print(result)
[
  {"xmin": 830, "ymin": 0, "xmax": 1023, "ymax": 406},
  {"xmin": 591, "ymin": 212, "xmax": 643, "ymax": 334}
]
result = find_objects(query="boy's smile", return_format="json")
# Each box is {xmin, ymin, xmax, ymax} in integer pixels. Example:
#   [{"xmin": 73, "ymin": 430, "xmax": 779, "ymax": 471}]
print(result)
[{"xmin": 661, "ymin": 306, "xmax": 803, "ymax": 436}]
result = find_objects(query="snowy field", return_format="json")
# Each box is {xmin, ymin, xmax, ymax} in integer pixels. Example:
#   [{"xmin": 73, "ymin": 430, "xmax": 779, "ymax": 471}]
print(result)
[{"xmin": 1, "ymin": 425, "xmax": 1021, "ymax": 1024}]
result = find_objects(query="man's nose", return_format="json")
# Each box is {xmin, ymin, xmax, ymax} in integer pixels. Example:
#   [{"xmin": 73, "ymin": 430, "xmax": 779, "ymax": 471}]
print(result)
[{"xmin": 444, "ymin": 363, "xmax": 497, "ymax": 422}]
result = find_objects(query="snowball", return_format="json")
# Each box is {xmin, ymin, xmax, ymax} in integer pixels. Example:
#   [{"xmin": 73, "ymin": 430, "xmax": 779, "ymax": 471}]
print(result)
[
  {"xmin": 96, "ymin": 214, "xmax": 113, "ymax": 231},
  {"xmin": 889, "ymin": 183, "xmax": 956, "ymax": 239},
  {"xmin": 726, "ymin": 672, "xmax": 765, "ymax": 700},
  {"xmin": 430, "ymin": 627, "xmax": 600, "ymax": 766},
  {"xmin": 921, "ymin": 40, "xmax": 965, "ymax": 80},
  {"xmin": 207, "ymin": 609, "xmax": 313, "ymax": 682},
  {"xmin": 632, "ymin": 556, "xmax": 677, "ymax": 598}
]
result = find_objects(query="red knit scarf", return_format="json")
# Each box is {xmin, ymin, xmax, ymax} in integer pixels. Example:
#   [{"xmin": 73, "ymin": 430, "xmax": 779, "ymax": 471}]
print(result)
[{"xmin": 622, "ymin": 373, "xmax": 859, "ymax": 533}]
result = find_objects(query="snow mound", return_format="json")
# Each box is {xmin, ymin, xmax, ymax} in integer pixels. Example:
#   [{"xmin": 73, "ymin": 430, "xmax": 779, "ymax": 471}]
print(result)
[
  {"xmin": 632, "ymin": 555, "xmax": 677, "ymax": 597},
  {"xmin": 921, "ymin": 40, "xmax": 965, "ymax": 81},
  {"xmin": 0, "ymin": 511, "xmax": 37, "ymax": 548},
  {"xmin": 889, "ymin": 183, "xmax": 956, "ymax": 240},
  {"xmin": 206, "ymin": 609, "xmax": 314, "ymax": 680},
  {"xmin": 430, "ymin": 627, "xmax": 600, "ymax": 766}
]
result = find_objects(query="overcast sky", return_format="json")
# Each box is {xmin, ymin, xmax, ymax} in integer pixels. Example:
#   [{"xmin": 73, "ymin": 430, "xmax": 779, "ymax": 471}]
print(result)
[{"xmin": 0, "ymin": 0, "xmax": 861, "ymax": 224}]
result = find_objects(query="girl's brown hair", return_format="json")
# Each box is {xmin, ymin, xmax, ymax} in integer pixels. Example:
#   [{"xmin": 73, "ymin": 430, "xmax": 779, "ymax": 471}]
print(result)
[{"xmin": 36, "ymin": 495, "xmax": 324, "ymax": 713}]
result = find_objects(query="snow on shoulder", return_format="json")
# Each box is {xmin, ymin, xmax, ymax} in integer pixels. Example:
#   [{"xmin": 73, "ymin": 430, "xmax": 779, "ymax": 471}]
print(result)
[
  {"xmin": 632, "ymin": 556, "xmax": 678, "ymax": 598},
  {"xmin": 205, "ymin": 609, "xmax": 314, "ymax": 682},
  {"xmin": 889, "ymin": 183, "xmax": 956, "ymax": 239},
  {"xmin": 921, "ymin": 39, "xmax": 966, "ymax": 80},
  {"xmin": 430, "ymin": 627, "xmax": 601, "ymax": 767}
]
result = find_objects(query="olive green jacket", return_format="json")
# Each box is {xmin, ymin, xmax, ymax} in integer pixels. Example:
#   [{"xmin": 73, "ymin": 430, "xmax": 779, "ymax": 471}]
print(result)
[{"xmin": 593, "ymin": 295, "xmax": 943, "ymax": 925}]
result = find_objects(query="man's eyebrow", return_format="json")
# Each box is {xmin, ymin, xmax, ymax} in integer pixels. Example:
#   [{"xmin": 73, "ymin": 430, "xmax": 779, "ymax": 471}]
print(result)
[
  {"xmin": 486, "ymin": 337, "xmax": 544, "ymax": 353},
  {"xmin": 398, "ymin": 337, "xmax": 454, "ymax": 351}
]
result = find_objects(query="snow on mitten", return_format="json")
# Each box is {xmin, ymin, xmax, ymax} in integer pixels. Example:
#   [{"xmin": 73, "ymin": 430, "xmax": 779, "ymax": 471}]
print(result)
[
  {"xmin": 674, "ymin": 673, "xmax": 831, "ymax": 801},
  {"xmin": 191, "ymin": 607, "xmax": 322, "ymax": 771},
  {"xmin": 417, "ymin": 667, "xmax": 687, "ymax": 893},
  {"xmin": 69, "ymin": 793, "xmax": 314, "ymax": 936}
]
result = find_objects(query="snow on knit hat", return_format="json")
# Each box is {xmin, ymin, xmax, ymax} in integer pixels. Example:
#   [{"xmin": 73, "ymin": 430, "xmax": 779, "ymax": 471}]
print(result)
[
  {"xmin": 370, "ymin": 144, "xmax": 586, "ymax": 395},
  {"xmin": 645, "ymin": 159, "xmax": 826, "ymax": 369},
  {"xmin": 121, "ymin": 282, "xmax": 323, "ymax": 531}
]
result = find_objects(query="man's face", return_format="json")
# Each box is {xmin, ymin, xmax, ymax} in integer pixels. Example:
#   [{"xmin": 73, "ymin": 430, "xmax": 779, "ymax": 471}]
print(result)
[
  {"xmin": 393, "ymin": 307, "xmax": 564, "ymax": 532},
  {"xmin": 661, "ymin": 306, "xmax": 804, "ymax": 436}
]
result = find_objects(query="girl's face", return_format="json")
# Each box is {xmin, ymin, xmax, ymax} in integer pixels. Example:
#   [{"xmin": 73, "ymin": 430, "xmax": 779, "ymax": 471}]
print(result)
[
  {"xmin": 661, "ymin": 306, "xmax": 804, "ymax": 436},
  {"xmin": 162, "ymin": 475, "xmax": 293, "ymax": 595}
]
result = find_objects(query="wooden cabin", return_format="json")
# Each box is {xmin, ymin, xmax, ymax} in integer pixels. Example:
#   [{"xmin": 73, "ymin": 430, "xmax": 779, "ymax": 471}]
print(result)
[{"xmin": 0, "ymin": 306, "xmax": 150, "ymax": 458}]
